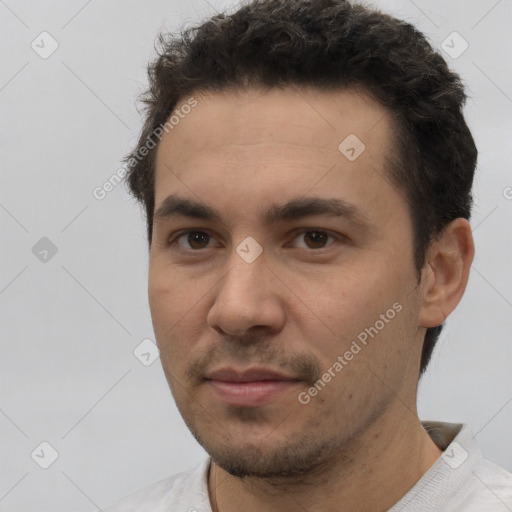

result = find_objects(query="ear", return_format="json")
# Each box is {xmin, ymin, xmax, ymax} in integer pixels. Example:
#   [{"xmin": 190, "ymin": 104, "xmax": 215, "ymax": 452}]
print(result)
[{"xmin": 418, "ymin": 218, "xmax": 475, "ymax": 328}]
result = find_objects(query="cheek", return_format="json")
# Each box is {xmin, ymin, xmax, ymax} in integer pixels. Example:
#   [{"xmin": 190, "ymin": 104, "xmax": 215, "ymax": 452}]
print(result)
[
  {"xmin": 148, "ymin": 258, "xmax": 196, "ymax": 321},
  {"xmin": 295, "ymin": 258, "xmax": 414, "ymax": 366},
  {"xmin": 148, "ymin": 272, "xmax": 199, "ymax": 358},
  {"xmin": 298, "ymin": 264, "xmax": 392, "ymax": 330}
]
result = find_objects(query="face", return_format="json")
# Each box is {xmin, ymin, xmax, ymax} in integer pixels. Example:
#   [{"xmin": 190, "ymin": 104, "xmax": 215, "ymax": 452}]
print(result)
[{"xmin": 149, "ymin": 86, "xmax": 425, "ymax": 478}]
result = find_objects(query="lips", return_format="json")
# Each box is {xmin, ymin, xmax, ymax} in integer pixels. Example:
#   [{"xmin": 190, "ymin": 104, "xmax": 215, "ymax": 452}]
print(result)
[
  {"xmin": 204, "ymin": 367, "xmax": 301, "ymax": 406},
  {"xmin": 205, "ymin": 367, "xmax": 298, "ymax": 382}
]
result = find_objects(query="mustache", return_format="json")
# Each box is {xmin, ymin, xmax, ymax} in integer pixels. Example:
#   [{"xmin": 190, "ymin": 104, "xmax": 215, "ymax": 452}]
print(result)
[{"xmin": 185, "ymin": 334, "xmax": 321, "ymax": 386}]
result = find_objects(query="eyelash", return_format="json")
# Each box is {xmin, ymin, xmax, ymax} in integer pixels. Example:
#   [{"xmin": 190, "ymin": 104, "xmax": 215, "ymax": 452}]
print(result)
[{"xmin": 167, "ymin": 229, "xmax": 344, "ymax": 252}]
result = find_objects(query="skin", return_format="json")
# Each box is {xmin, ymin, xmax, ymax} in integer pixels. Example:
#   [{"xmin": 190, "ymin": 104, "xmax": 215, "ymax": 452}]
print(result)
[{"xmin": 148, "ymin": 86, "xmax": 474, "ymax": 512}]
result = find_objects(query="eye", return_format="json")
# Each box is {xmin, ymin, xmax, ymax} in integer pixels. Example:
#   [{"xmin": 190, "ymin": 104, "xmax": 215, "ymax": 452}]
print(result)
[
  {"xmin": 289, "ymin": 230, "xmax": 338, "ymax": 249},
  {"xmin": 168, "ymin": 229, "xmax": 342, "ymax": 252},
  {"xmin": 169, "ymin": 230, "xmax": 219, "ymax": 251}
]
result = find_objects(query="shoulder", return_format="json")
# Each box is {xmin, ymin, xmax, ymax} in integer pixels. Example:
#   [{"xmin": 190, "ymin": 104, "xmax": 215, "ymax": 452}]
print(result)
[
  {"xmin": 391, "ymin": 422, "xmax": 512, "ymax": 511},
  {"xmin": 102, "ymin": 457, "xmax": 211, "ymax": 512},
  {"xmin": 446, "ymin": 457, "xmax": 512, "ymax": 510}
]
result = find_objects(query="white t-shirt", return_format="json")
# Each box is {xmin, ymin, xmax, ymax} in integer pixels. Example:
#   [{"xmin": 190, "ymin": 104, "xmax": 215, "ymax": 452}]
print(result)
[{"xmin": 103, "ymin": 421, "xmax": 512, "ymax": 511}]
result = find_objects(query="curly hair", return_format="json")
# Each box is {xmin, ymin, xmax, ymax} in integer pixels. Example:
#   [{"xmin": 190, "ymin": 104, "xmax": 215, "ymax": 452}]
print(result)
[{"xmin": 123, "ymin": 0, "xmax": 477, "ymax": 378}]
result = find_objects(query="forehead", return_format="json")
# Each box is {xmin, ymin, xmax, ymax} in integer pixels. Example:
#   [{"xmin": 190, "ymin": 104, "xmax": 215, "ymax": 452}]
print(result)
[
  {"xmin": 158, "ymin": 86, "xmax": 393, "ymax": 158},
  {"xmin": 153, "ymin": 86, "xmax": 403, "ymax": 230}
]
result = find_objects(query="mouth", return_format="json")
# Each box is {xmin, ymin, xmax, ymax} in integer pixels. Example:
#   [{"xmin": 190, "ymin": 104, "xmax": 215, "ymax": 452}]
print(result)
[{"xmin": 204, "ymin": 367, "xmax": 302, "ymax": 406}]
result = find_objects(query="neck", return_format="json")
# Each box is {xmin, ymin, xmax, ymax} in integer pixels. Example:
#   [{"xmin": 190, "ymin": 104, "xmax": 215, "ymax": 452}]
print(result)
[{"xmin": 208, "ymin": 411, "xmax": 442, "ymax": 512}]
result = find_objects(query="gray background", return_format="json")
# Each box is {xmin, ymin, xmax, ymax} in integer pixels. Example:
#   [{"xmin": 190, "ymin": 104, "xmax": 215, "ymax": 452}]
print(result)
[{"xmin": 1, "ymin": 0, "xmax": 511, "ymax": 510}]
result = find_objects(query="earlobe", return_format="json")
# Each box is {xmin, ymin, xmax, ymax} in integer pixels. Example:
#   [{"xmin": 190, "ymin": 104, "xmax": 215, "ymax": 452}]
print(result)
[{"xmin": 418, "ymin": 218, "xmax": 475, "ymax": 328}]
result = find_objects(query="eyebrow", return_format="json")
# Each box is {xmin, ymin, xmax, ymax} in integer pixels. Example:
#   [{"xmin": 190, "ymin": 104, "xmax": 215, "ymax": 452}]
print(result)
[{"xmin": 153, "ymin": 194, "xmax": 370, "ymax": 228}]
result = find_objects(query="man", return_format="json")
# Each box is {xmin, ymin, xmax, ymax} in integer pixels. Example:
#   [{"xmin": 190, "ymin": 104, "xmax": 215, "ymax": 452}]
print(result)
[{"xmin": 106, "ymin": 0, "xmax": 512, "ymax": 510}]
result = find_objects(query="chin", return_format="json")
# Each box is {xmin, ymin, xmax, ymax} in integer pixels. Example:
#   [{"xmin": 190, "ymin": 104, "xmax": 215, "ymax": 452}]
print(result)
[{"xmin": 195, "ymin": 428, "xmax": 338, "ymax": 479}]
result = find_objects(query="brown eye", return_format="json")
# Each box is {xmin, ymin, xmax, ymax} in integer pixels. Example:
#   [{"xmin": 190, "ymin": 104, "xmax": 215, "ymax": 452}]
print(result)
[
  {"xmin": 186, "ymin": 231, "xmax": 211, "ymax": 249},
  {"xmin": 303, "ymin": 231, "xmax": 329, "ymax": 249},
  {"xmin": 291, "ymin": 230, "xmax": 336, "ymax": 249},
  {"xmin": 170, "ymin": 231, "xmax": 215, "ymax": 250}
]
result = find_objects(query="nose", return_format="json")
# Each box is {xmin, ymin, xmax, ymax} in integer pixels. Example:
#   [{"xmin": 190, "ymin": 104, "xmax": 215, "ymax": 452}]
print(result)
[{"xmin": 206, "ymin": 250, "xmax": 286, "ymax": 338}]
